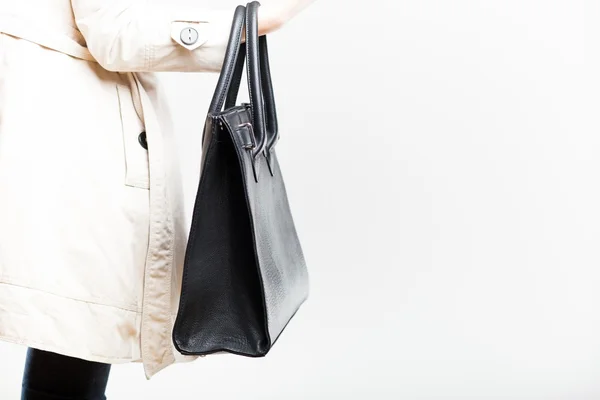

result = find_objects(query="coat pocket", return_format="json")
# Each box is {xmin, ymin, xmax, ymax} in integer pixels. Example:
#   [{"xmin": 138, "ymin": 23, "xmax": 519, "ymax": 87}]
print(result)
[{"xmin": 116, "ymin": 83, "xmax": 149, "ymax": 190}]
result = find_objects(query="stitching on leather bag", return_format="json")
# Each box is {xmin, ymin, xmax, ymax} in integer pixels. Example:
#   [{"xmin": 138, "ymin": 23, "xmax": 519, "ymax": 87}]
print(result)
[
  {"xmin": 175, "ymin": 120, "xmax": 216, "ymax": 335},
  {"xmin": 244, "ymin": 8, "xmax": 255, "ymax": 121},
  {"xmin": 222, "ymin": 114, "xmax": 271, "ymax": 345},
  {"xmin": 215, "ymin": 14, "xmax": 244, "ymax": 113},
  {"xmin": 173, "ymin": 119, "xmax": 219, "ymax": 350}
]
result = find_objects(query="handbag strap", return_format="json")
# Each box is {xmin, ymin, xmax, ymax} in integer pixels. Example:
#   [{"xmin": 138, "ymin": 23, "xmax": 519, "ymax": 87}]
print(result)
[
  {"xmin": 210, "ymin": 1, "xmax": 279, "ymax": 157},
  {"xmin": 208, "ymin": 5, "xmax": 246, "ymax": 115},
  {"xmin": 245, "ymin": 1, "xmax": 267, "ymax": 158},
  {"xmin": 224, "ymin": 42, "xmax": 246, "ymax": 110},
  {"xmin": 258, "ymin": 35, "xmax": 278, "ymax": 152},
  {"xmin": 225, "ymin": 37, "xmax": 278, "ymax": 153}
]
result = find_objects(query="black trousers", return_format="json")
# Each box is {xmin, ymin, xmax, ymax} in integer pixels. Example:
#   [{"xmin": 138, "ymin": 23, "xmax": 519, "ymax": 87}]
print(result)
[{"xmin": 21, "ymin": 347, "xmax": 111, "ymax": 400}]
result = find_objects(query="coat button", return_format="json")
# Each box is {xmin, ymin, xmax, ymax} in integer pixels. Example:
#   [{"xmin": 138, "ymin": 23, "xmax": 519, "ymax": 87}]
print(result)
[
  {"xmin": 180, "ymin": 27, "xmax": 199, "ymax": 45},
  {"xmin": 138, "ymin": 131, "xmax": 148, "ymax": 150}
]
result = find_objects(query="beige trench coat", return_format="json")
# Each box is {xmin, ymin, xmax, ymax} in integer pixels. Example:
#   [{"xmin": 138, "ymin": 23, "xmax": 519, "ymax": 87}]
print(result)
[{"xmin": 0, "ymin": 0, "xmax": 236, "ymax": 379}]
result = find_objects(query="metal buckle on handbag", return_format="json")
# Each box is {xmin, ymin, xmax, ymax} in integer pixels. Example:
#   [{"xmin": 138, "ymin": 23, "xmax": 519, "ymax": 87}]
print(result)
[
  {"xmin": 236, "ymin": 121, "xmax": 256, "ymax": 150},
  {"xmin": 235, "ymin": 120, "xmax": 262, "ymax": 181}
]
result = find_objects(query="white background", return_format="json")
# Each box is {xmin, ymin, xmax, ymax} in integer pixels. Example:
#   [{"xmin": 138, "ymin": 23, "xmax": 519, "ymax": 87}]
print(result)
[{"xmin": 2, "ymin": 0, "xmax": 599, "ymax": 398}]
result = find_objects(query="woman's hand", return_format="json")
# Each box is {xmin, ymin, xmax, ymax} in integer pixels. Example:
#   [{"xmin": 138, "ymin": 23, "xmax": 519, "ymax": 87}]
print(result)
[{"xmin": 257, "ymin": 0, "xmax": 318, "ymax": 35}]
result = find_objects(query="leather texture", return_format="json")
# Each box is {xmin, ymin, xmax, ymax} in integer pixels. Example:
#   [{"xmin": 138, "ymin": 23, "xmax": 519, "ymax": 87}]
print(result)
[{"xmin": 172, "ymin": 1, "xmax": 309, "ymax": 357}]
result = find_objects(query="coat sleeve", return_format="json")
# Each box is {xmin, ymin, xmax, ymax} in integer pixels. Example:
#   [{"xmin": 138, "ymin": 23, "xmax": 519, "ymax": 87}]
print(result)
[{"xmin": 71, "ymin": 0, "xmax": 236, "ymax": 72}]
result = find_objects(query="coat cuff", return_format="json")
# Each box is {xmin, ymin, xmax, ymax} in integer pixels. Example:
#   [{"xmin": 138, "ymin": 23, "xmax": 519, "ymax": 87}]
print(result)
[{"xmin": 157, "ymin": 9, "xmax": 236, "ymax": 72}]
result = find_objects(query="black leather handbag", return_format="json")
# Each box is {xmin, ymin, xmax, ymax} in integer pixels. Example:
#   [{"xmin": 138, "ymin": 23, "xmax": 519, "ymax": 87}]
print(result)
[{"xmin": 172, "ymin": 1, "xmax": 309, "ymax": 357}]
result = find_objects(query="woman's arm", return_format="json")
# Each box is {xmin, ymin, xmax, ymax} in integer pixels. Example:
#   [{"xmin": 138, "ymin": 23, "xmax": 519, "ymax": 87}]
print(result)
[{"xmin": 71, "ymin": 0, "xmax": 308, "ymax": 73}]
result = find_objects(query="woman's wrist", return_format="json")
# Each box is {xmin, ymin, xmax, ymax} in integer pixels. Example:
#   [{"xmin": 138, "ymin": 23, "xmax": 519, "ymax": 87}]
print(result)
[{"xmin": 257, "ymin": 4, "xmax": 288, "ymax": 35}]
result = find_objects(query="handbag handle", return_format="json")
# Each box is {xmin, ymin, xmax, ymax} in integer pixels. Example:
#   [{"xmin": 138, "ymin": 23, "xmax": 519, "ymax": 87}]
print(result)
[
  {"xmin": 209, "ymin": 2, "xmax": 279, "ymax": 158},
  {"xmin": 208, "ymin": 5, "xmax": 246, "ymax": 116},
  {"xmin": 245, "ymin": 1, "xmax": 267, "ymax": 158},
  {"xmin": 225, "ymin": 36, "xmax": 278, "ymax": 153},
  {"xmin": 223, "ymin": 42, "xmax": 246, "ymax": 111},
  {"xmin": 258, "ymin": 35, "xmax": 279, "ymax": 152}
]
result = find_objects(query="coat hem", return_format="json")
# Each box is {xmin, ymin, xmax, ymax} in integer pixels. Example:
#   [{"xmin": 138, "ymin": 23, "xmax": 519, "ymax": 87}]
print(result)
[
  {"xmin": 0, "ymin": 274, "xmax": 141, "ymax": 313},
  {"xmin": 0, "ymin": 280, "xmax": 143, "ymax": 367},
  {"xmin": 0, "ymin": 333, "xmax": 141, "ymax": 365}
]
